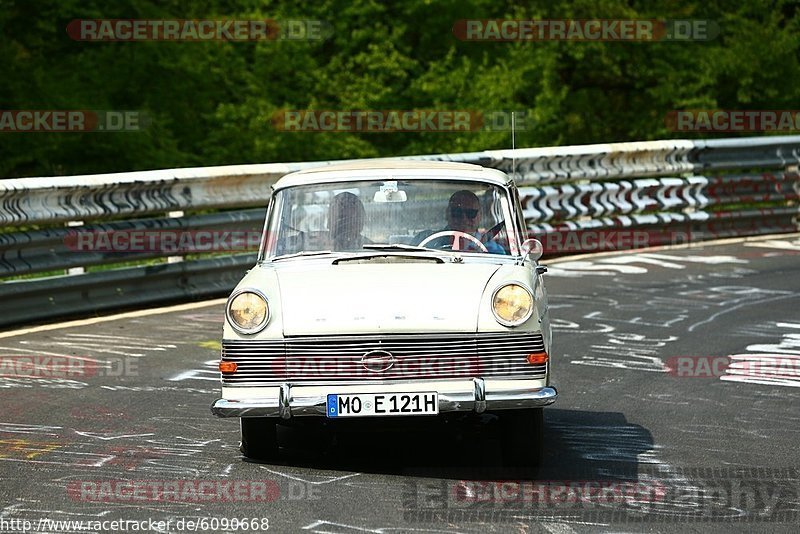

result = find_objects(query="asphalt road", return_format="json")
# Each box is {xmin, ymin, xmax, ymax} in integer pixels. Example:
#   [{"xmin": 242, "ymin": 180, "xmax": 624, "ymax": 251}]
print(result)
[{"xmin": 1, "ymin": 235, "xmax": 799, "ymax": 533}]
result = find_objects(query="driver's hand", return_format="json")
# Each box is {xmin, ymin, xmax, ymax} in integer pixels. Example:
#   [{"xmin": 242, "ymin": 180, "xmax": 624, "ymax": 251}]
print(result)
[{"xmin": 452, "ymin": 235, "xmax": 483, "ymax": 253}]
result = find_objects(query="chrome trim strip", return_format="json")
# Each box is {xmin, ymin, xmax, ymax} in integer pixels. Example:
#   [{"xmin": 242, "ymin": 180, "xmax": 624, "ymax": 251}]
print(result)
[
  {"xmin": 222, "ymin": 373, "xmax": 547, "ymax": 387},
  {"xmin": 211, "ymin": 384, "xmax": 557, "ymax": 418},
  {"xmin": 222, "ymin": 335, "xmax": 546, "ymax": 346},
  {"xmin": 220, "ymin": 375, "xmax": 544, "ymax": 387}
]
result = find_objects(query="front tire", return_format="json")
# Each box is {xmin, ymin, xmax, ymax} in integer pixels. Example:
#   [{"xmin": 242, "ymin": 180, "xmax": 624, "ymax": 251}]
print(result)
[
  {"xmin": 240, "ymin": 418, "xmax": 280, "ymax": 460},
  {"xmin": 500, "ymin": 408, "xmax": 544, "ymax": 477}
]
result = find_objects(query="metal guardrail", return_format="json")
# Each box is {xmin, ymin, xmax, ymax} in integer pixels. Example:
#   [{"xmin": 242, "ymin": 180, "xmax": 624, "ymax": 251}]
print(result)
[
  {"xmin": 1, "ymin": 135, "xmax": 798, "ymax": 328},
  {"xmin": 0, "ymin": 163, "xmax": 307, "ymax": 226},
  {"xmin": 0, "ymin": 208, "xmax": 265, "ymax": 276},
  {"xmin": 0, "ymin": 255, "xmax": 254, "ymax": 326}
]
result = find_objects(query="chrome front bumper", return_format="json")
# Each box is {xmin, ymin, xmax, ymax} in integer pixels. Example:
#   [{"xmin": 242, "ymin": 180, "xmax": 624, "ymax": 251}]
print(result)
[{"xmin": 211, "ymin": 378, "xmax": 557, "ymax": 418}]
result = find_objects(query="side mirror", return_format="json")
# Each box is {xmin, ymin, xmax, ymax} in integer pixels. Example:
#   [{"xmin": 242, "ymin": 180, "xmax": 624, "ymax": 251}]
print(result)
[{"xmin": 520, "ymin": 238, "xmax": 543, "ymax": 261}]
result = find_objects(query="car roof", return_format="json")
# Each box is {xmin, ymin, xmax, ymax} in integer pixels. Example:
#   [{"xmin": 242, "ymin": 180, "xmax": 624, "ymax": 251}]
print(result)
[{"xmin": 274, "ymin": 160, "xmax": 511, "ymax": 190}]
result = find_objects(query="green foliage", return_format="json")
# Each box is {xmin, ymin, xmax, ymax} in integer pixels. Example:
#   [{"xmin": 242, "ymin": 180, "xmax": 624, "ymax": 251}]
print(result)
[{"xmin": 1, "ymin": 0, "xmax": 798, "ymax": 177}]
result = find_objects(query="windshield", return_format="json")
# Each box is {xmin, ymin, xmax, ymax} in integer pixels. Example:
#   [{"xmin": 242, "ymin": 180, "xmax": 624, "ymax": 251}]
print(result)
[{"xmin": 261, "ymin": 179, "xmax": 519, "ymax": 259}]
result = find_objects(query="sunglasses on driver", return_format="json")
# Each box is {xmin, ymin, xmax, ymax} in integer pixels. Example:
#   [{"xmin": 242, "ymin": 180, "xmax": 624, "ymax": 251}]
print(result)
[{"xmin": 450, "ymin": 207, "xmax": 479, "ymax": 219}]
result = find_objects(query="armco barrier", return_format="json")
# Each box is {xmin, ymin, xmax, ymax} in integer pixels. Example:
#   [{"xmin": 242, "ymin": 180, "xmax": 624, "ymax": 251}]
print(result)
[{"xmin": 1, "ymin": 135, "xmax": 798, "ymax": 327}]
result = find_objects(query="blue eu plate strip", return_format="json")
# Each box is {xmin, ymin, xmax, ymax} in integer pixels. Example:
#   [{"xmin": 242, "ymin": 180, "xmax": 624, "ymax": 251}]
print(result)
[{"xmin": 327, "ymin": 395, "xmax": 338, "ymax": 417}]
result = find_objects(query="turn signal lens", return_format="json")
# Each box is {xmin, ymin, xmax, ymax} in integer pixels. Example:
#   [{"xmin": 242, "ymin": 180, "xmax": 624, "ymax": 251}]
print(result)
[
  {"xmin": 527, "ymin": 352, "xmax": 548, "ymax": 365},
  {"xmin": 219, "ymin": 361, "xmax": 238, "ymax": 374}
]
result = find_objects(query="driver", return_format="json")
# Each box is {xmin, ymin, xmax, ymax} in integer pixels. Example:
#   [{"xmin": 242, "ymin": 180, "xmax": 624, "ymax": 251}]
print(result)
[
  {"xmin": 418, "ymin": 190, "xmax": 506, "ymax": 254},
  {"xmin": 329, "ymin": 192, "xmax": 372, "ymax": 251}
]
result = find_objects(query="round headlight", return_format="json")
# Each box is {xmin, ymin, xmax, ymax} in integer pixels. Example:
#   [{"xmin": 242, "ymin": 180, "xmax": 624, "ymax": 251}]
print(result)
[
  {"xmin": 492, "ymin": 283, "xmax": 534, "ymax": 326},
  {"xmin": 226, "ymin": 289, "xmax": 269, "ymax": 334}
]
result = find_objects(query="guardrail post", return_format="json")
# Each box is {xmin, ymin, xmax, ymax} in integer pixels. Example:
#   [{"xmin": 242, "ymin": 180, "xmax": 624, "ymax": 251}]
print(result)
[
  {"xmin": 65, "ymin": 221, "xmax": 85, "ymax": 275},
  {"xmin": 166, "ymin": 210, "xmax": 184, "ymax": 264},
  {"xmin": 787, "ymin": 165, "xmax": 800, "ymax": 231}
]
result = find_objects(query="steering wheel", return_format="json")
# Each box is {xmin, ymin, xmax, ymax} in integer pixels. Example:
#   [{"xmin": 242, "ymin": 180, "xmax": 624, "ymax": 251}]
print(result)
[
  {"xmin": 479, "ymin": 221, "xmax": 504, "ymax": 242},
  {"xmin": 419, "ymin": 231, "xmax": 488, "ymax": 252}
]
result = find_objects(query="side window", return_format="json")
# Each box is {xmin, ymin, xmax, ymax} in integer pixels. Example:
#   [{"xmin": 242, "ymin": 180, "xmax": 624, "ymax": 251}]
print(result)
[
  {"xmin": 508, "ymin": 186, "xmax": 527, "ymax": 256},
  {"xmin": 476, "ymin": 188, "xmax": 511, "ymax": 255}
]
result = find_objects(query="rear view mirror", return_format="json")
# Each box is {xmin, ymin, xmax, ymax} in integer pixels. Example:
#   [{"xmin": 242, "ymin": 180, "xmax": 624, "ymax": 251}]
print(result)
[
  {"xmin": 373, "ymin": 190, "xmax": 407, "ymax": 202},
  {"xmin": 373, "ymin": 180, "xmax": 407, "ymax": 203}
]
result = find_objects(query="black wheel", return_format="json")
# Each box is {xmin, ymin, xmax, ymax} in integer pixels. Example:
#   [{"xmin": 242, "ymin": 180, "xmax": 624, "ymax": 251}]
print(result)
[
  {"xmin": 499, "ymin": 408, "xmax": 544, "ymax": 477},
  {"xmin": 240, "ymin": 418, "xmax": 280, "ymax": 460}
]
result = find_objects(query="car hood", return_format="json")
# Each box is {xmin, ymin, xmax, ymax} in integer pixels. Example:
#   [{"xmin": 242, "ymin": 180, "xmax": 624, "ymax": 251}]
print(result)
[{"xmin": 275, "ymin": 262, "xmax": 501, "ymax": 335}]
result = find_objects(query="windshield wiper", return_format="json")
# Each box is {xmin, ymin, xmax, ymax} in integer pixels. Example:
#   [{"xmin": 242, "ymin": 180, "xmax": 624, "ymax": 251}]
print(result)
[
  {"xmin": 362, "ymin": 244, "xmax": 437, "ymax": 253},
  {"xmin": 271, "ymin": 250, "xmax": 333, "ymax": 261}
]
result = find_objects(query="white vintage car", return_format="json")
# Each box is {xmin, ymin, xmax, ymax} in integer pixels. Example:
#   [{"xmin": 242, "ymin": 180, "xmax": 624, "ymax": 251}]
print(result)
[{"xmin": 211, "ymin": 161, "xmax": 556, "ymax": 469}]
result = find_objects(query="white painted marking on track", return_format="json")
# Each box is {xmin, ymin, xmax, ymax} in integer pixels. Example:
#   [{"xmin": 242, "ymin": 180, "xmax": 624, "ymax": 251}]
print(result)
[
  {"xmin": 746, "ymin": 339, "xmax": 800, "ymax": 355},
  {"xmin": 549, "ymin": 246, "xmax": 753, "ymax": 277},
  {"xmin": 1, "ymin": 501, "xmax": 112, "ymax": 520},
  {"xmin": 18, "ymin": 341, "xmax": 146, "ymax": 357},
  {"xmin": 0, "ymin": 423, "xmax": 62, "ymax": 436},
  {"xmin": 0, "ymin": 298, "xmax": 226, "ymax": 339},
  {"xmin": 721, "ymin": 375, "xmax": 800, "ymax": 388},
  {"xmin": 167, "ymin": 371, "xmax": 219, "ymax": 381},
  {"xmin": 542, "ymin": 523, "xmax": 578, "ymax": 534},
  {"xmin": 262, "ymin": 467, "xmax": 362, "ymax": 485},
  {"xmin": 544, "ymin": 231, "xmax": 800, "ymax": 264},
  {"xmin": 721, "ymin": 322, "xmax": 800, "ymax": 388},
  {"xmin": 167, "ymin": 360, "xmax": 220, "ymax": 382},
  {"xmin": 20, "ymin": 337, "xmax": 176, "ymax": 355},
  {"xmin": 0, "ymin": 451, "xmax": 116, "ymax": 468},
  {"xmin": 301, "ymin": 520, "xmax": 462, "ymax": 533},
  {"xmin": 639, "ymin": 253, "xmax": 749, "ymax": 265},
  {"xmin": 0, "ymin": 503, "xmax": 23, "ymax": 518},
  {"xmin": 98, "ymin": 385, "xmax": 216, "ymax": 393},
  {"xmin": 63, "ymin": 333, "xmax": 177, "ymax": 347},
  {"xmin": 572, "ymin": 332, "xmax": 676, "ymax": 372},
  {"xmin": 73, "ymin": 431, "xmax": 155, "ymax": 441},
  {"xmin": 0, "ymin": 346, "xmax": 103, "ymax": 362},
  {"xmin": 601, "ymin": 255, "xmax": 686, "ymax": 269},
  {"xmin": 688, "ymin": 292, "xmax": 796, "ymax": 333},
  {"xmin": 743, "ymin": 238, "xmax": 800, "ymax": 251},
  {"xmin": 548, "ymin": 261, "xmax": 648, "ymax": 276}
]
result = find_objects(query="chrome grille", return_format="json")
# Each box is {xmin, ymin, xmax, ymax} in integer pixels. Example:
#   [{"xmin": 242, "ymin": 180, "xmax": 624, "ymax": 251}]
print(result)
[{"xmin": 221, "ymin": 332, "xmax": 547, "ymax": 385}]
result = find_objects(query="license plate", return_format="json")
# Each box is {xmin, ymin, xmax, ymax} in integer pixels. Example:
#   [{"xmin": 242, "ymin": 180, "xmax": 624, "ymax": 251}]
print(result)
[{"xmin": 326, "ymin": 392, "xmax": 438, "ymax": 418}]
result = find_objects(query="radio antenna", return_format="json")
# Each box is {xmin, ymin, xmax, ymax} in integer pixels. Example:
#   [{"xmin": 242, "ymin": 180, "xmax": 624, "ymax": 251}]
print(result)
[{"xmin": 511, "ymin": 111, "xmax": 516, "ymax": 179}]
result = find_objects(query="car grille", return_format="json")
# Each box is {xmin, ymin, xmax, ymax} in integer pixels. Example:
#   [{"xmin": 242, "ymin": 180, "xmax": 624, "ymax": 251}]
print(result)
[{"xmin": 220, "ymin": 332, "xmax": 547, "ymax": 385}]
